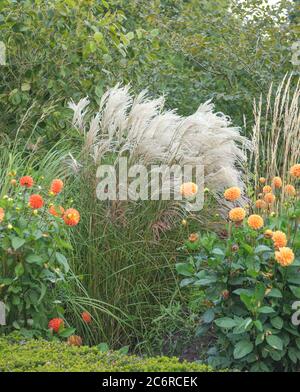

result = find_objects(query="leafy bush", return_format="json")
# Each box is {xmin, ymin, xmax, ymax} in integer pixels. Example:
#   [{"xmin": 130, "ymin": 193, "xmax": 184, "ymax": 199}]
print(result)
[
  {"xmin": 0, "ymin": 0, "xmax": 297, "ymax": 145},
  {"xmin": 176, "ymin": 171, "xmax": 300, "ymax": 371},
  {"xmin": 0, "ymin": 171, "xmax": 79, "ymax": 335},
  {"xmin": 0, "ymin": 334, "xmax": 214, "ymax": 372}
]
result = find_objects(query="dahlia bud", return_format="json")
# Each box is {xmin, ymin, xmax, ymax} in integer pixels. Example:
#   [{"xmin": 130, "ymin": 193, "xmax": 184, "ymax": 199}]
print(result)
[
  {"xmin": 259, "ymin": 177, "xmax": 266, "ymax": 184},
  {"xmin": 264, "ymin": 229, "xmax": 273, "ymax": 239},
  {"xmin": 181, "ymin": 219, "xmax": 187, "ymax": 226},
  {"xmin": 222, "ymin": 290, "xmax": 230, "ymax": 300},
  {"xmin": 231, "ymin": 244, "xmax": 239, "ymax": 252},
  {"xmin": 188, "ymin": 233, "xmax": 199, "ymax": 243}
]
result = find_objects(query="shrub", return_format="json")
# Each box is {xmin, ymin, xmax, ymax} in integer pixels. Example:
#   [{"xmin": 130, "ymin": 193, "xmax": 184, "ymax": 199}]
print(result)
[
  {"xmin": 0, "ymin": 334, "xmax": 214, "ymax": 372},
  {"xmin": 176, "ymin": 169, "xmax": 300, "ymax": 371},
  {"xmin": 0, "ymin": 171, "xmax": 80, "ymax": 335}
]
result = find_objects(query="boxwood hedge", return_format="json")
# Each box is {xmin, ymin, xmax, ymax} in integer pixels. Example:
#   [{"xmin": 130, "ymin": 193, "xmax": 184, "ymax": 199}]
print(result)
[{"xmin": 0, "ymin": 335, "xmax": 213, "ymax": 372}]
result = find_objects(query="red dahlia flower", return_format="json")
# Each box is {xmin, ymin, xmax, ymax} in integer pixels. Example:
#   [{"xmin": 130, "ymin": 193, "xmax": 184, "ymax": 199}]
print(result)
[{"xmin": 48, "ymin": 318, "xmax": 64, "ymax": 333}]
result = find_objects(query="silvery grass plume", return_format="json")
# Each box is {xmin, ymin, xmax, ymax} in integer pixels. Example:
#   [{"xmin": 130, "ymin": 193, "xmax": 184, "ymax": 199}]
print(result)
[{"xmin": 68, "ymin": 85, "xmax": 251, "ymax": 209}]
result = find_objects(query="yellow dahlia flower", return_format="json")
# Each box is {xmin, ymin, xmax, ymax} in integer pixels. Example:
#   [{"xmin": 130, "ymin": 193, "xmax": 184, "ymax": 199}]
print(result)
[
  {"xmin": 290, "ymin": 164, "xmax": 300, "ymax": 178},
  {"xmin": 272, "ymin": 231, "xmax": 287, "ymax": 248},
  {"xmin": 275, "ymin": 247, "xmax": 294, "ymax": 267},
  {"xmin": 272, "ymin": 176, "xmax": 282, "ymax": 189},
  {"xmin": 229, "ymin": 207, "xmax": 246, "ymax": 222},
  {"xmin": 180, "ymin": 182, "xmax": 198, "ymax": 198},
  {"xmin": 263, "ymin": 185, "xmax": 272, "ymax": 193},
  {"xmin": 264, "ymin": 192, "xmax": 276, "ymax": 204},
  {"xmin": 284, "ymin": 184, "xmax": 296, "ymax": 196},
  {"xmin": 255, "ymin": 199, "xmax": 267, "ymax": 209},
  {"xmin": 224, "ymin": 187, "xmax": 241, "ymax": 202},
  {"xmin": 247, "ymin": 214, "xmax": 264, "ymax": 230}
]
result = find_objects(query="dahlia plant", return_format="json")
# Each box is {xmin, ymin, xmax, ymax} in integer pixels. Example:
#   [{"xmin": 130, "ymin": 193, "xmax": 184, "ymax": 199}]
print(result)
[
  {"xmin": 0, "ymin": 172, "xmax": 80, "ymax": 336},
  {"xmin": 176, "ymin": 164, "xmax": 300, "ymax": 371}
]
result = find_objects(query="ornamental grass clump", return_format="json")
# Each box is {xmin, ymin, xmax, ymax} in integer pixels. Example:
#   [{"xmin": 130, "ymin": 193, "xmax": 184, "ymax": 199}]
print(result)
[
  {"xmin": 0, "ymin": 172, "xmax": 80, "ymax": 335},
  {"xmin": 64, "ymin": 84, "xmax": 250, "ymax": 346}
]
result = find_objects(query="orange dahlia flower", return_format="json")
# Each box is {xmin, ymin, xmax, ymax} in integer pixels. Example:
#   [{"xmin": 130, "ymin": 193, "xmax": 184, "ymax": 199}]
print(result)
[
  {"xmin": 189, "ymin": 233, "xmax": 199, "ymax": 243},
  {"xmin": 272, "ymin": 230, "xmax": 287, "ymax": 248},
  {"xmin": 81, "ymin": 311, "xmax": 92, "ymax": 324},
  {"xmin": 259, "ymin": 177, "xmax": 266, "ymax": 184},
  {"xmin": 284, "ymin": 184, "xmax": 296, "ymax": 196},
  {"xmin": 20, "ymin": 175, "xmax": 34, "ymax": 188},
  {"xmin": 180, "ymin": 182, "xmax": 198, "ymax": 197},
  {"xmin": 255, "ymin": 199, "xmax": 267, "ymax": 209},
  {"xmin": 29, "ymin": 194, "xmax": 44, "ymax": 209},
  {"xmin": 0, "ymin": 208, "xmax": 5, "ymax": 222},
  {"xmin": 264, "ymin": 229, "xmax": 273, "ymax": 239},
  {"xmin": 229, "ymin": 207, "xmax": 246, "ymax": 222},
  {"xmin": 224, "ymin": 187, "xmax": 241, "ymax": 202},
  {"xmin": 49, "ymin": 205, "xmax": 65, "ymax": 217},
  {"xmin": 272, "ymin": 176, "xmax": 282, "ymax": 189},
  {"xmin": 247, "ymin": 214, "xmax": 264, "ymax": 230},
  {"xmin": 290, "ymin": 164, "xmax": 300, "ymax": 178},
  {"xmin": 263, "ymin": 185, "xmax": 272, "ymax": 193},
  {"xmin": 48, "ymin": 318, "xmax": 64, "ymax": 333},
  {"xmin": 275, "ymin": 247, "xmax": 295, "ymax": 267},
  {"xmin": 50, "ymin": 179, "xmax": 64, "ymax": 195},
  {"xmin": 264, "ymin": 192, "xmax": 276, "ymax": 204},
  {"xmin": 67, "ymin": 335, "xmax": 83, "ymax": 347},
  {"xmin": 63, "ymin": 208, "xmax": 80, "ymax": 226}
]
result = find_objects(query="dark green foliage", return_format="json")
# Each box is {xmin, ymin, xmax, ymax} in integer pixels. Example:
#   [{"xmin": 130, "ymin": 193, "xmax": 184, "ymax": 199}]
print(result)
[{"xmin": 0, "ymin": 0, "xmax": 297, "ymax": 146}]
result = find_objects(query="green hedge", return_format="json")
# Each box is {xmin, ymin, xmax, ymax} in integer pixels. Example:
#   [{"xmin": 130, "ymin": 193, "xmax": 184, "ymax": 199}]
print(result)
[{"xmin": 0, "ymin": 335, "xmax": 213, "ymax": 372}]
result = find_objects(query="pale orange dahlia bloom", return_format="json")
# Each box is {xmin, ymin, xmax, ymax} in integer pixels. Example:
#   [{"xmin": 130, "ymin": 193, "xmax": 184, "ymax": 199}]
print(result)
[
  {"xmin": 229, "ymin": 207, "xmax": 246, "ymax": 222},
  {"xmin": 284, "ymin": 184, "xmax": 296, "ymax": 196},
  {"xmin": 180, "ymin": 182, "xmax": 198, "ymax": 197},
  {"xmin": 275, "ymin": 247, "xmax": 294, "ymax": 267},
  {"xmin": 247, "ymin": 214, "xmax": 264, "ymax": 230},
  {"xmin": 224, "ymin": 187, "xmax": 241, "ymax": 202},
  {"xmin": 290, "ymin": 164, "xmax": 300, "ymax": 178},
  {"xmin": 272, "ymin": 176, "xmax": 282, "ymax": 189},
  {"xmin": 0, "ymin": 208, "xmax": 5, "ymax": 222},
  {"xmin": 272, "ymin": 230, "xmax": 287, "ymax": 248},
  {"xmin": 264, "ymin": 192, "xmax": 276, "ymax": 204}
]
